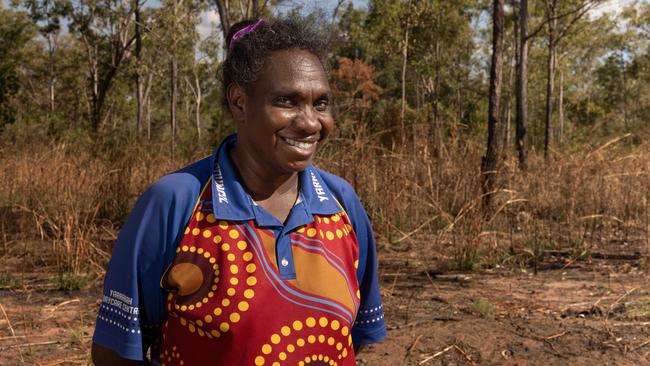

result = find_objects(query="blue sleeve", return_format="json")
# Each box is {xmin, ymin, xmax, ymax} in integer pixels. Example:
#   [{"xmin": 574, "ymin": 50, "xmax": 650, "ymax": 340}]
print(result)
[
  {"xmin": 318, "ymin": 171, "xmax": 387, "ymax": 346},
  {"xmin": 345, "ymin": 190, "xmax": 387, "ymax": 346},
  {"xmin": 92, "ymin": 160, "xmax": 209, "ymax": 361}
]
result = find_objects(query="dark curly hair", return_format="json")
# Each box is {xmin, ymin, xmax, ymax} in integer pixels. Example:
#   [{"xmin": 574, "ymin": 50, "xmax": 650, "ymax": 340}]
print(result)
[{"xmin": 221, "ymin": 16, "xmax": 331, "ymax": 110}]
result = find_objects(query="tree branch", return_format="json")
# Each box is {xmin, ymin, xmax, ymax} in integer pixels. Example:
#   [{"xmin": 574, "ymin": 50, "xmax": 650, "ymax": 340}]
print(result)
[{"xmin": 526, "ymin": 0, "xmax": 596, "ymax": 41}]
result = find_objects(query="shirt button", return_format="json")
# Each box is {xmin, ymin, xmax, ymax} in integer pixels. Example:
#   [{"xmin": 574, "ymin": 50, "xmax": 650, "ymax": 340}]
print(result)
[{"xmin": 281, "ymin": 258, "xmax": 289, "ymax": 267}]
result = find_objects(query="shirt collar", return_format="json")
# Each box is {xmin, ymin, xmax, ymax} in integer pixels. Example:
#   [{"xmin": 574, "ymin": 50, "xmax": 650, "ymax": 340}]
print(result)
[
  {"xmin": 211, "ymin": 134, "xmax": 342, "ymax": 226},
  {"xmin": 298, "ymin": 166, "xmax": 342, "ymax": 216}
]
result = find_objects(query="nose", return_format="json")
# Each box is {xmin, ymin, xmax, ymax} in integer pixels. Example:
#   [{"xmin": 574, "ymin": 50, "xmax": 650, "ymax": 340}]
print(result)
[{"xmin": 294, "ymin": 104, "xmax": 321, "ymax": 135}]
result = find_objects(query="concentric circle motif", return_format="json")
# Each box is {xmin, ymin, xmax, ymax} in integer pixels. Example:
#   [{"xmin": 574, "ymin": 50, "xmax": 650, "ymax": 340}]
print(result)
[
  {"xmin": 166, "ymin": 226, "xmax": 258, "ymax": 339},
  {"xmin": 167, "ymin": 244, "xmax": 220, "ymax": 312},
  {"xmin": 254, "ymin": 316, "xmax": 353, "ymax": 366}
]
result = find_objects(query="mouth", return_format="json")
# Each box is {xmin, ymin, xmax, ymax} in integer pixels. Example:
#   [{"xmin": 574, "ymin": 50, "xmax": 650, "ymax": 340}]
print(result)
[{"xmin": 280, "ymin": 136, "xmax": 317, "ymax": 151}]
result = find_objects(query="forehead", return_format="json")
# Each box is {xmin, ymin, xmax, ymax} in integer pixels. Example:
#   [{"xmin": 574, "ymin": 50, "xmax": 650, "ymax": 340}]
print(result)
[{"xmin": 253, "ymin": 49, "xmax": 329, "ymax": 94}]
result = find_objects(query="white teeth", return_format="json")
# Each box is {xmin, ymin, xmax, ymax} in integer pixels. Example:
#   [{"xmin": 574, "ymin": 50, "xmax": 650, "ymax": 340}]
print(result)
[{"xmin": 283, "ymin": 137, "xmax": 315, "ymax": 150}]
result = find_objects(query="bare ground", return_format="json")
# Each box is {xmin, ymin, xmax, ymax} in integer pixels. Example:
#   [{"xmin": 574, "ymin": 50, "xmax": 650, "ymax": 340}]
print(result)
[{"xmin": 2, "ymin": 240, "xmax": 650, "ymax": 366}]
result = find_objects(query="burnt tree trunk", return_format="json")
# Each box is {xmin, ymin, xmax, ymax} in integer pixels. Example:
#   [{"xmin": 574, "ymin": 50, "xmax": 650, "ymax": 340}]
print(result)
[
  {"xmin": 482, "ymin": 0, "xmax": 505, "ymax": 213},
  {"xmin": 515, "ymin": 0, "xmax": 529, "ymax": 170}
]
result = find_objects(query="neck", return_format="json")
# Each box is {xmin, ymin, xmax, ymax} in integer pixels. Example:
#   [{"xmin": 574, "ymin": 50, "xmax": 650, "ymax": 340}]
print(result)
[{"xmin": 230, "ymin": 144, "xmax": 299, "ymax": 201}]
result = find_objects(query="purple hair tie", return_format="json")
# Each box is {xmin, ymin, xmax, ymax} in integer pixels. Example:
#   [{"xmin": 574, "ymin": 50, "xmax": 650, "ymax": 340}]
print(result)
[{"xmin": 229, "ymin": 19, "xmax": 266, "ymax": 50}]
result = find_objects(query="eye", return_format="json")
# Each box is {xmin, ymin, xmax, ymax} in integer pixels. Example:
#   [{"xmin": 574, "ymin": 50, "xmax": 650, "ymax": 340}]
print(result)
[
  {"xmin": 314, "ymin": 98, "xmax": 330, "ymax": 112},
  {"xmin": 274, "ymin": 96, "xmax": 294, "ymax": 107}
]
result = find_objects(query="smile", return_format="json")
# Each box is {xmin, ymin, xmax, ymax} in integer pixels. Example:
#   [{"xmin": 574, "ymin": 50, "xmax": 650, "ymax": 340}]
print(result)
[{"xmin": 281, "ymin": 137, "xmax": 316, "ymax": 150}]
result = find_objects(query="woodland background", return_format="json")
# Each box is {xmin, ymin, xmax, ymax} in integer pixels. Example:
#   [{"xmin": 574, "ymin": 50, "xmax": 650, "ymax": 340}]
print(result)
[{"xmin": 2, "ymin": 0, "xmax": 650, "ymax": 364}]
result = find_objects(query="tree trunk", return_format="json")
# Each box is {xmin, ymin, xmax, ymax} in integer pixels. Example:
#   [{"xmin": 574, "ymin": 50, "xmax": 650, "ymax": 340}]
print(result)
[
  {"xmin": 504, "ymin": 0, "xmax": 518, "ymax": 151},
  {"xmin": 252, "ymin": 0, "xmax": 259, "ymax": 17},
  {"xmin": 135, "ymin": 0, "xmax": 144, "ymax": 138},
  {"xmin": 194, "ymin": 73, "xmax": 202, "ymax": 139},
  {"xmin": 505, "ymin": 101, "xmax": 511, "ymax": 149},
  {"xmin": 400, "ymin": 26, "xmax": 409, "ymax": 144},
  {"xmin": 515, "ymin": 0, "xmax": 529, "ymax": 170},
  {"xmin": 559, "ymin": 65, "xmax": 565, "ymax": 144},
  {"xmin": 215, "ymin": 0, "xmax": 231, "ymax": 44},
  {"xmin": 146, "ymin": 90, "xmax": 151, "ymax": 140},
  {"xmin": 482, "ymin": 0, "xmax": 505, "ymax": 213},
  {"xmin": 47, "ymin": 37, "xmax": 55, "ymax": 115},
  {"xmin": 170, "ymin": 57, "xmax": 177, "ymax": 159},
  {"xmin": 544, "ymin": 0, "xmax": 557, "ymax": 159}
]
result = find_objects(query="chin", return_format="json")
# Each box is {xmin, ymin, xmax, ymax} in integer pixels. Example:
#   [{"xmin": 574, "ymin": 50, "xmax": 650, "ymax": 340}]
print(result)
[{"xmin": 282, "ymin": 159, "xmax": 311, "ymax": 173}]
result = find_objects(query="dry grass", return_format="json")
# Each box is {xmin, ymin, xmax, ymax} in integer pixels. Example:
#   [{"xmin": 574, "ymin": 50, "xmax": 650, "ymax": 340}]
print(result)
[
  {"xmin": 0, "ymin": 128, "xmax": 648, "ymax": 279},
  {"xmin": 0, "ymin": 135, "xmax": 203, "ymax": 279}
]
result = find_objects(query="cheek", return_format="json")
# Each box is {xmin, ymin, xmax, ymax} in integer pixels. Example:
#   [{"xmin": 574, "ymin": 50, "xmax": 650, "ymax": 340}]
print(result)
[
  {"xmin": 263, "ymin": 109, "xmax": 295, "ymax": 129},
  {"xmin": 320, "ymin": 115, "xmax": 335, "ymax": 136}
]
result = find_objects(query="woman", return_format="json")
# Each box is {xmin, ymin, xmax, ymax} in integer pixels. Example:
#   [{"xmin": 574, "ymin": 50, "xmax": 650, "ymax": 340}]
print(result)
[{"xmin": 92, "ymin": 17, "xmax": 386, "ymax": 365}]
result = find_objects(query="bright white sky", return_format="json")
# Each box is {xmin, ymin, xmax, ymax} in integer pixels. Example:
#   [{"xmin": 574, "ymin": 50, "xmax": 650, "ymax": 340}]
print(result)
[{"xmin": 591, "ymin": 0, "xmax": 648, "ymax": 18}]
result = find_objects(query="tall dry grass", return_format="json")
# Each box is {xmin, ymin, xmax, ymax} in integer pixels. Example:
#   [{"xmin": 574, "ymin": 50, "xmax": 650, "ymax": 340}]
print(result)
[
  {"xmin": 1, "ymin": 127, "xmax": 648, "ymax": 279},
  {"xmin": 318, "ymin": 129, "xmax": 649, "ymax": 270},
  {"xmin": 0, "ymin": 135, "xmax": 205, "ymax": 278}
]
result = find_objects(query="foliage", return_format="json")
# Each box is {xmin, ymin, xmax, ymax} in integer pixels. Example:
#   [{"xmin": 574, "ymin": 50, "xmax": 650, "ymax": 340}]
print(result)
[{"xmin": 0, "ymin": 8, "xmax": 35, "ymax": 126}]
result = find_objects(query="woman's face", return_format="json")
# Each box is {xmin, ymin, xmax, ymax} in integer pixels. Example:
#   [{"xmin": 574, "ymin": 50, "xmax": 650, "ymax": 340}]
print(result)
[{"xmin": 230, "ymin": 49, "xmax": 334, "ymax": 175}]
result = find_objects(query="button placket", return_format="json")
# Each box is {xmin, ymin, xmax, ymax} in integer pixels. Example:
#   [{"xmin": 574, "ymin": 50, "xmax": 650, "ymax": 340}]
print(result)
[{"xmin": 276, "ymin": 231, "xmax": 296, "ymax": 279}]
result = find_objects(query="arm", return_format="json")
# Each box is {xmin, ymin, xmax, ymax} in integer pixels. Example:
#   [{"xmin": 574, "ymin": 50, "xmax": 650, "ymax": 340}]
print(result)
[
  {"xmin": 91, "ymin": 343, "xmax": 149, "ymax": 366},
  {"xmin": 341, "ymin": 186, "xmax": 387, "ymax": 346},
  {"xmin": 92, "ymin": 172, "xmax": 205, "ymax": 361}
]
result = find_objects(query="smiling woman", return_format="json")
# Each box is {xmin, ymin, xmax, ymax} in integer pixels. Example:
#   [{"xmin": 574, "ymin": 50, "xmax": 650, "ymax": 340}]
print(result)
[{"xmin": 91, "ymin": 16, "xmax": 386, "ymax": 366}]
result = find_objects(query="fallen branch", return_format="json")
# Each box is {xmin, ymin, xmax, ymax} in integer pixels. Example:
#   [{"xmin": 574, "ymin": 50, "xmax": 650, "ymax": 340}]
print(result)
[
  {"xmin": 419, "ymin": 345, "xmax": 454, "ymax": 365},
  {"xmin": 0, "ymin": 340, "xmax": 58, "ymax": 351}
]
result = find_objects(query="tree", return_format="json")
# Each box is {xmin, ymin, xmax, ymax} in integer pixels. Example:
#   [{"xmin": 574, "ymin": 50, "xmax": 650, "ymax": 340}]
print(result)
[
  {"xmin": 69, "ymin": 0, "xmax": 137, "ymax": 133},
  {"xmin": 134, "ymin": 0, "xmax": 144, "ymax": 138},
  {"xmin": 515, "ymin": 0, "xmax": 529, "ymax": 169},
  {"xmin": 482, "ymin": 0, "xmax": 504, "ymax": 213},
  {"xmin": 19, "ymin": 0, "xmax": 70, "ymax": 129},
  {"xmin": 0, "ymin": 8, "xmax": 35, "ymax": 127},
  {"xmin": 354, "ymin": 0, "xmax": 478, "ymax": 152},
  {"xmin": 543, "ymin": 0, "xmax": 599, "ymax": 158}
]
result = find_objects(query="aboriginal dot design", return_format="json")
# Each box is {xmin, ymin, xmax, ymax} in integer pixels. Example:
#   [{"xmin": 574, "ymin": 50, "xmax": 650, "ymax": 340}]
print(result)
[
  {"xmin": 160, "ymin": 345, "xmax": 185, "ymax": 366},
  {"xmin": 168, "ymin": 245, "xmax": 220, "ymax": 312},
  {"xmin": 254, "ymin": 316, "xmax": 354, "ymax": 366},
  {"xmin": 304, "ymin": 213, "xmax": 353, "ymax": 243},
  {"xmin": 166, "ymin": 223, "xmax": 259, "ymax": 340},
  {"xmin": 155, "ymin": 170, "xmax": 373, "ymax": 365}
]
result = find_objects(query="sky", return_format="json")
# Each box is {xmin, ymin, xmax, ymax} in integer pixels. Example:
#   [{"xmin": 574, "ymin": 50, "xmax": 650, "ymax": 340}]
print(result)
[
  {"xmin": 590, "ymin": 0, "xmax": 642, "ymax": 18},
  {"xmin": 196, "ymin": 0, "xmax": 368, "ymax": 41}
]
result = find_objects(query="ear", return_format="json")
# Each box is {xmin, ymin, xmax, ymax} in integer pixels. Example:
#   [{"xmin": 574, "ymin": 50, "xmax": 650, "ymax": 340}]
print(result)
[{"xmin": 226, "ymin": 83, "xmax": 247, "ymax": 122}]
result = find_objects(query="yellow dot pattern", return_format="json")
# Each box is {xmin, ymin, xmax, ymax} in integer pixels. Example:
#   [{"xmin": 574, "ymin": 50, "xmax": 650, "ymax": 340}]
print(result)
[
  {"xmin": 172, "ymin": 246, "xmax": 220, "ymax": 312},
  {"xmin": 256, "ymin": 316, "xmax": 353, "ymax": 366},
  {"xmin": 161, "ymin": 344, "xmax": 185, "ymax": 365},
  {"xmin": 169, "ymin": 220, "xmax": 259, "ymax": 342},
  {"xmin": 172, "ymin": 202, "xmax": 360, "ymax": 364}
]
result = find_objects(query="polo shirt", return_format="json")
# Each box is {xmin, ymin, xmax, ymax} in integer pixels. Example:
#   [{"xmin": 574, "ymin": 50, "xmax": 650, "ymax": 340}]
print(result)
[{"xmin": 92, "ymin": 134, "xmax": 386, "ymax": 364}]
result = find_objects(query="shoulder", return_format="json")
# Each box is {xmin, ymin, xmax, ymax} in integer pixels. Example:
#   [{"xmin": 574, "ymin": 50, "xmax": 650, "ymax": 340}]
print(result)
[
  {"xmin": 312, "ymin": 167, "xmax": 364, "ymax": 214},
  {"xmin": 312, "ymin": 167, "xmax": 355, "ymax": 198}
]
